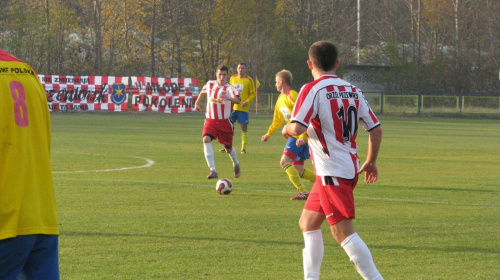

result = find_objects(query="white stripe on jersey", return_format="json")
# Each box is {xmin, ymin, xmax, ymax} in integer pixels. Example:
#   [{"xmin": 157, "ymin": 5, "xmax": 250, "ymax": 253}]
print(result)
[
  {"xmin": 201, "ymin": 81, "xmax": 239, "ymax": 120},
  {"xmin": 292, "ymin": 75, "xmax": 380, "ymax": 179}
]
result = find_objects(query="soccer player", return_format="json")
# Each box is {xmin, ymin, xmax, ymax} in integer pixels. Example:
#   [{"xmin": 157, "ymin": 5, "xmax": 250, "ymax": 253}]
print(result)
[
  {"xmin": 283, "ymin": 41, "xmax": 384, "ymax": 279},
  {"xmin": 194, "ymin": 65, "xmax": 242, "ymax": 179},
  {"xmin": 0, "ymin": 50, "xmax": 60, "ymax": 279},
  {"xmin": 223, "ymin": 62, "xmax": 256, "ymax": 154},
  {"xmin": 261, "ymin": 70, "xmax": 315, "ymax": 200}
]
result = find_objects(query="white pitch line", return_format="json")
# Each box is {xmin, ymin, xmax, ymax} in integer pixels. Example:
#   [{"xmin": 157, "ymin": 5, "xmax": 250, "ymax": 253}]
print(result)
[{"xmin": 53, "ymin": 157, "xmax": 155, "ymax": 174}]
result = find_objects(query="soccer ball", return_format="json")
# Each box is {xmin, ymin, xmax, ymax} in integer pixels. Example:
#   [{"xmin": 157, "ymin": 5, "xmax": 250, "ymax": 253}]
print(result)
[{"xmin": 215, "ymin": 178, "xmax": 233, "ymax": 195}]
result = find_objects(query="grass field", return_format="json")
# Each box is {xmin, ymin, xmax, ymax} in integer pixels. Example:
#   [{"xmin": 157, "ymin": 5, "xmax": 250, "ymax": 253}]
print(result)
[{"xmin": 50, "ymin": 112, "xmax": 500, "ymax": 279}]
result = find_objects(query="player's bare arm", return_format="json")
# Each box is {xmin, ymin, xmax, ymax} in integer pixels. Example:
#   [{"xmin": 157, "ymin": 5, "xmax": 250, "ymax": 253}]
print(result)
[
  {"xmin": 282, "ymin": 122, "xmax": 307, "ymax": 139},
  {"xmin": 358, "ymin": 125, "xmax": 382, "ymax": 184},
  {"xmin": 194, "ymin": 91, "xmax": 206, "ymax": 112},
  {"xmin": 224, "ymin": 95, "xmax": 241, "ymax": 104}
]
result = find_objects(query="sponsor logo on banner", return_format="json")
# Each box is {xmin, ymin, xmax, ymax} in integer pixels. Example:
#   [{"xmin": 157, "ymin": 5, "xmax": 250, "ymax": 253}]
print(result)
[{"xmin": 111, "ymin": 83, "xmax": 127, "ymax": 105}]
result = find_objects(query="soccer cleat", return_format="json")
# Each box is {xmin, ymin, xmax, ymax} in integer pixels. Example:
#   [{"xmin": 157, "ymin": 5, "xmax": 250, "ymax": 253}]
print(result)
[
  {"xmin": 207, "ymin": 170, "xmax": 218, "ymax": 179},
  {"xmin": 290, "ymin": 192, "xmax": 309, "ymax": 200},
  {"xmin": 219, "ymin": 149, "xmax": 227, "ymax": 153},
  {"xmin": 233, "ymin": 164, "xmax": 240, "ymax": 178},
  {"xmin": 240, "ymin": 149, "xmax": 246, "ymax": 154}
]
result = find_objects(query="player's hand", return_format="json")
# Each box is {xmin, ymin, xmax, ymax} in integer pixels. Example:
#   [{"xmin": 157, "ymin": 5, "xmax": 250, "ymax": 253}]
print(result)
[
  {"xmin": 195, "ymin": 104, "xmax": 201, "ymax": 112},
  {"xmin": 296, "ymin": 138, "xmax": 305, "ymax": 147},
  {"xmin": 358, "ymin": 161, "xmax": 378, "ymax": 184},
  {"xmin": 242, "ymin": 101, "xmax": 248, "ymax": 107},
  {"xmin": 261, "ymin": 134, "xmax": 269, "ymax": 142}
]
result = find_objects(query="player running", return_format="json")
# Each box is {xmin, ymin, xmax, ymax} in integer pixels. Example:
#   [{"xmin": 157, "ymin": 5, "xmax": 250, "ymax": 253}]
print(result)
[
  {"xmin": 261, "ymin": 70, "xmax": 315, "ymax": 200},
  {"xmin": 194, "ymin": 65, "xmax": 242, "ymax": 179},
  {"xmin": 283, "ymin": 41, "xmax": 384, "ymax": 279}
]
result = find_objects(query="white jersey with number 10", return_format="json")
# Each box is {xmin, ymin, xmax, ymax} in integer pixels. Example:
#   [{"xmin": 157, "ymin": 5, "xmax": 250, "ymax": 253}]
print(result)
[{"xmin": 291, "ymin": 75, "xmax": 380, "ymax": 179}]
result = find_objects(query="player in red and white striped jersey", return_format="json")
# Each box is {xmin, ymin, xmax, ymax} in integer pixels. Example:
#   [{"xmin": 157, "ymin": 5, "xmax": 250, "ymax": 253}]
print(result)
[
  {"xmin": 195, "ymin": 65, "xmax": 241, "ymax": 179},
  {"xmin": 283, "ymin": 41, "xmax": 383, "ymax": 280}
]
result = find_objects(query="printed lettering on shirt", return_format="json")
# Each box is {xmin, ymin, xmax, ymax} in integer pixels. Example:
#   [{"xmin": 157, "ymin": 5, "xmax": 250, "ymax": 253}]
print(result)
[{"xmin": 280, "ymin": 107, "xmax": 292, "ymax": 121}]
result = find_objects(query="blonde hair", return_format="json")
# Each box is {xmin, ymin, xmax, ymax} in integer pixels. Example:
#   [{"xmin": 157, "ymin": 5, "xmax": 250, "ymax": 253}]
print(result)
[{"xmin": 276, "ymin": 69, "xmax": 293, "ymax": 86}]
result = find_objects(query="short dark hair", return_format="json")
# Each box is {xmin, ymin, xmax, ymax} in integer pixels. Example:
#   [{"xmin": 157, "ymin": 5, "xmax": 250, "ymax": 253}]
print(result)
[
  {"xmin": 308, "ymin": 41, "xmax": 338, "ymax": 71},
  {"xmin": 238, "ymin": 63, "xmax": 247, "ymax": 67},
  {"xmin": 216, "ymin": 64, "xmax": 229, "ymax": 73}
]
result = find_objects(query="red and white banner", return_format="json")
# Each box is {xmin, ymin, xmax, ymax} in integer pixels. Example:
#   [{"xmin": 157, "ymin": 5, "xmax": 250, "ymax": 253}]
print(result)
[
  {"xmin": 38, "ymin": 75, "xmax": 129, "ymax": 112},
  {"xmin": 131, "ymin": 77, "xmax": 198, "ymax": 113}
]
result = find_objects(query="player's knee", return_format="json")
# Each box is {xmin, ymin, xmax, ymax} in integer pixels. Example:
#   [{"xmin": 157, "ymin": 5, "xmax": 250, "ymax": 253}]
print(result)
[
  {"xmin": 299, "ymin": 216, "xmax": 312, "ymax": 232},
  {"xmin": 280, "ymin": 158, "xmax": 292, "ymax": 167},
  {"xmin": 202, "ymin": 136, "xmax": 212, "ymax": 143}
]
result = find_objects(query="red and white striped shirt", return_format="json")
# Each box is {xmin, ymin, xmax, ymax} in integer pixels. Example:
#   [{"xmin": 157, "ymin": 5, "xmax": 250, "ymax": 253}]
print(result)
[
  {"xmin": 201, "ymin": 80, "xmax": 240, "ymax": 120},
  {"xmin": 291, "ymin": 75, "xmax": 380, "ymax": 179}
]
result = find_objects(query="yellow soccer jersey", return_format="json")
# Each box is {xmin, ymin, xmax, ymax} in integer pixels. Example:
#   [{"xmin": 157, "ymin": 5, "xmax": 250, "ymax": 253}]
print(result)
[
  {"xmin": 265, "ymin": 89, "xmax": 307, "ymax": 140},
  {"xmin": 0, "ymin": 50, "xmax": 59, "ymax": 240},
  {"xmin": 229, "ymin": 74, "xmax": 256, "ymax": 112}
]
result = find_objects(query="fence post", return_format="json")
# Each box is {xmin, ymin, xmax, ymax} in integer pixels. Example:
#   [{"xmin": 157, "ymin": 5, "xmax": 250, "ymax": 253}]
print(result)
[
  {"xmin": 459, "ymin": 94, "xmax": 463, "ymax": 114},
  {"xmin": 418, "ymin": 93, "xmax": 422, "ymax": 115},
  {"xmin": 380, "ymin": 92, "xmax": 384, "ymax": 114}
]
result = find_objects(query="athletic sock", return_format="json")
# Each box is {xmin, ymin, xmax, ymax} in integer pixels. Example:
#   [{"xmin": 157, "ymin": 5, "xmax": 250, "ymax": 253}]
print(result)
[
  {"xmin": 303, "ymin": 229, "xmax": 324, "ymax": 280},
  {"xmin": 228, "ymin": 147, "xmax": 239, "ymax": 165},
  {"xmin": 203, "ymin": 142, "xmax": 216, "ymax": 171},
  {"xmin": 301, "ymin": 169, "xmax": 316, "ymax": 184},
  {"xmin": 241, "ymin": 131, "xmax": 248, "ymax": 150},
  {"xmin": 283, "ymin": 163, "xmax": 307, "ymax": 193},
  {"xmin": 341, "ymin": 233, "xmax": 383, "ymax": 280}
]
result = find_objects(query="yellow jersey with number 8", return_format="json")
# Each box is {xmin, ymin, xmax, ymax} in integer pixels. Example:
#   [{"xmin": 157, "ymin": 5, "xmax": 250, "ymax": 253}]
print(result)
[{"xmin": 0, "ymin": 50, "xmax": 59, "ymax": 240}]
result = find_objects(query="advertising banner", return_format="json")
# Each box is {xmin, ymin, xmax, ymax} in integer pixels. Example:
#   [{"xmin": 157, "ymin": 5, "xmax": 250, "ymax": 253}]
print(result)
[
  {"xmin": 131, "ymin": 77, "xmax": 198, "ymax": 113},
  {"xmin": 39, "ymin": 75, "xmax": 129, "ymax": 112}
]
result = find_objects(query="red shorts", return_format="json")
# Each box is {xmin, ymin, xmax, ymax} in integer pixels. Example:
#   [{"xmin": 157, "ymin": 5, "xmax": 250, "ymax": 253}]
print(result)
[
  {"xmin": 304, "ymin": 175, "xmax": 358, "ymax": 225},
  {"xmin": 202, "ymin": 118, "xmax": 234, "ymax": 147}
]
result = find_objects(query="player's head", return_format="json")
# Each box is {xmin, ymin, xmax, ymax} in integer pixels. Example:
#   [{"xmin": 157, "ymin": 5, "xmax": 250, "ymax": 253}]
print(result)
[
  {"xmin": 308, "ymin": 41, "xmax": 338, "ymax": 71},
  {"xmin": 216, "ymin": 65, "xmax": 229, "ymax": 85},
  {"xmin": 275, "ymin": 69, "xmax": 292, "ymax": 92},
  {"xmin": 237, "ymin": 63, "xmax": 247, "ymax": 76}
]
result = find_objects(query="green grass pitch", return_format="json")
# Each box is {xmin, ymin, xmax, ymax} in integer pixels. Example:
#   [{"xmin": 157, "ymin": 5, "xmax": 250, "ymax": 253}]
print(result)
[{"xmin": 50, "ymin": 112, "xmax": 499, "ymax": 279}]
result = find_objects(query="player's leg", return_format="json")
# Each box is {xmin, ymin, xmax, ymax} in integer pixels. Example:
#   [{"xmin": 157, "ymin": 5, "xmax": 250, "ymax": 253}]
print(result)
[
  {"xmin": 0, "ymin": 235, "xmax": 36, "ymax": 280},
  {"xmin": 220, "ymin": 111, "xmax": 239, "ymax": 153},
  {"xmin": 333, "ymin": 220, "xmax": 383, "ymax": 280},
  {"xmin": 281, "ymin": 157, "xmax": 308, "ymax": 195},
  {"xmin": 300, "ymin": 184, "xmax": 326, "ymax": 280},
  {"xmin": 219, "ymin": 120, "xmax": 240, "ymax": 178},
  {"xmin": 322, "ymin": 177, "xmax": 383, "ymax": 280},
  {"xmin": 240, "ymin": 123, "xmax": 248, "ymax": 153},
  {"xmin": 282, "ymin": 138, "xmax": 308, "ymax": 199},
  {"xmin": 298, "ymin": 144, "xmax": 316, "ymax": 183},
  {"xmin": 203, "ymin": 134, "xmax": 218, "ymax": 179},
  {"xmin": 238, "ymin": 112, "xmax": 249, "ymax": 153},
  {"xmin": 22, "ymin": 235, "xmax": 59, "ymax": 280}
]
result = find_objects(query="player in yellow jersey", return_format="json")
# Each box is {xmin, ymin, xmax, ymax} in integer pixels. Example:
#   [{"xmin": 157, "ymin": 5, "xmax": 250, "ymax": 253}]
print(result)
[
  {"xmin": 222, "ymin": 63, "xmax": 256, "ymax": 154},
  {"xmin": 0, "ymin": 50, "xmax": 60, "ymax": 279},
  {"xmin": 261, "ymin": 70, "xmax": 316, "ymax": 200}
]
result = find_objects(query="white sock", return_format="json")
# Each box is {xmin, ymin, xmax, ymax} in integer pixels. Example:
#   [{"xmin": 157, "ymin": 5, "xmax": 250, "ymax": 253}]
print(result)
[
  {"xmin": 203, "ymin": 142, "xmax": 216, "ymax": 171},
  {"xmin": 303, "ymin": 229, "xmax": 324, "ymax": 280},
  {"xmin": 227, "ymin": 147, "xmax": 239, "ymax": 165},
  {"xmin": 341, "ymin": 233, "xmax": 383, "ymax": 280}
]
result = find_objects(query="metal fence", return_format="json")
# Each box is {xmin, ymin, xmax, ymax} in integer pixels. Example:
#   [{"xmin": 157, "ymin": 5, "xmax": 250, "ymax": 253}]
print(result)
[{"xmin": 252, "ymin": 90, "xmax": 500, "ymax": 116}]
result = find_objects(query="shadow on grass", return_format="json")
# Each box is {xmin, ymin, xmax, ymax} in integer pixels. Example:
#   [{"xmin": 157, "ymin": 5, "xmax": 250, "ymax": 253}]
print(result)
[
  {"xmin": 375, "ymin": 184, "xmax": 499, "ymax": 193},
  {"xmin": 61, "ymin": 231, "xmax": 499, "ymax": 255}
]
